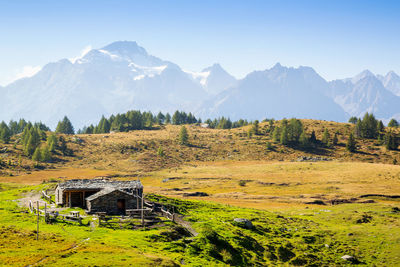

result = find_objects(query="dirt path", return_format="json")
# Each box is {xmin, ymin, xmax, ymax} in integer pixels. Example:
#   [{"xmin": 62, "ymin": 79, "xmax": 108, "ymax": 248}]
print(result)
[
  {"xmin": 18, "ymin": 191, "xmax": 42, "ymax": 208},
  {"xmin": 174, "ymin": 214, "xmax": 198, "ymax": 236}
]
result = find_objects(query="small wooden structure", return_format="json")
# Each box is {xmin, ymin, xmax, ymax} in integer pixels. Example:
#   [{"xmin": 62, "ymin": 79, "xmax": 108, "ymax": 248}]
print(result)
[{"xmin": 55, "ymin": 179, "xmax": 143, "ymax": 215}]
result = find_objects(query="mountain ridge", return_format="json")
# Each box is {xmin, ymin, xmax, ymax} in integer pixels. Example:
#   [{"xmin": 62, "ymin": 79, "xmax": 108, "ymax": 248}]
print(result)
[{"xmin": 1, "ymin": 41, "xmax": 399, "ymax": 128}]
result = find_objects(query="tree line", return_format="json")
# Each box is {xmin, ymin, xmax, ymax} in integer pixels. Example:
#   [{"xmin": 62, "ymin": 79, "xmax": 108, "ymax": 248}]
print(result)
[{"xmin": 78, "ymin": 110, "xmax": 255, "ymax": 134}]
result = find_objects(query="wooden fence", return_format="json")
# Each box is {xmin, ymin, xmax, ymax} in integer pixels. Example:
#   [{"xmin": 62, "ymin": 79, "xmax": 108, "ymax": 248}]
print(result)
[
  {"xmin": 41, "ymin": 190, "xmax": 53, "ymax": 203},
  {"xmin": 29, "ymin": 200, "xmax": 83, "ymax": 224}
]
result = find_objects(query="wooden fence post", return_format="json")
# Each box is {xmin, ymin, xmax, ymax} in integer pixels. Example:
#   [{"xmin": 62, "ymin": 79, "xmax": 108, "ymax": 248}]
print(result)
[
  {"xmin": 36, "ymin": 201, "xmax": 39, "ymax": 240},
  {"xmin": 44, "ymin": 202, "xmax": 47, "ymax": 224},
  {"xmin": 141, "ymin": 196, "xmax": 144, "ymax": 227}
]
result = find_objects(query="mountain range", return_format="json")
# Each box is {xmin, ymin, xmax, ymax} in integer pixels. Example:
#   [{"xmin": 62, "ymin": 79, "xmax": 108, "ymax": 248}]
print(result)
[{"xmin": 1, "ymin": 41, "xmax": 399, "ymax": 129}]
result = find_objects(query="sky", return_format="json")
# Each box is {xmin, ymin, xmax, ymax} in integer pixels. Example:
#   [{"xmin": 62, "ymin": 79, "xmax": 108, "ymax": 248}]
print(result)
[{"xmin": 0, "ymin": 0, "xmax": 399, "ymax": 86}]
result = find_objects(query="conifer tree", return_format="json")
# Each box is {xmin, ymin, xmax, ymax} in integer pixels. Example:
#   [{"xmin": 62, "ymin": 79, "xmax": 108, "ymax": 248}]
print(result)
[
  {"xmin": 309, "ymin": 130, "xmax": 317, "ymax": 144},
  {"xmin": 56, "ymin": 116, "xmax": 75, "ymax": 134},
  {"xmin": 322, "ymin": 128, "xmax": 330, "ymax": 146},
  {"xmin": 41, "ymin": 146, "xmax": 52, "ymax": 162},
  {"xmin": 251, "ymin": 120, "xmax": 259, "ymax": 135},
  {"xmin": 59, "ymin": 136, "xmax": 67, "ymax": 155},
  {"xmin": 388, "ymin": 118, "xmax": 399, "ymax": 128},
  {"xmin": 377, "ymin": 120, "xmax": 384, "ymax": 133},
  {"xmin": 333, "ymin": 131, "xmax": 339, "ymax": 145},
  {"xmin": 272, "ymin": 127, "xmax": 280, "ymax": 143},
  {"xmin": 47, "ymin": 133, "xmax": 58, "ymax": 152},
  {"xmin": 384, "ymin": 132, "xmax": 397, "ymax": 150},
  {"xmin": 178, "ymin": 126, "xmax": 189, "ymax": 145},
  {"xmin": 165, "ymin": 113, "xmax": 171, "ymax": 124},
  {"xmin": 299, "ymin": 131, "xmax": 309, "ymax": 148},
  {"xmin": 0, "ymin": 126, "xmax": 11, "ymax": 144},
  {"xmin": 346, "ymin": 133, "xmax": 357, "ymax": 152},
  {"xmin": 348, "ymin": 117, "xmax": 358, "ymax": 124},
  {"xmin": 280, "ymin": 125, "xmax": 289, "ymax": 145},
  {"xmin": 32, "ymin": 147, "xmax": 42, "ymax": 162}
]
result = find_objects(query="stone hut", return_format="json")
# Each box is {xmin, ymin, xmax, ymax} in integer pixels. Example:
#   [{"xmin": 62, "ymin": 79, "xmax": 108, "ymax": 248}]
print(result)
[{"xmin": 55, "ymin": 179, "xmax": 143, "ymax": 214}]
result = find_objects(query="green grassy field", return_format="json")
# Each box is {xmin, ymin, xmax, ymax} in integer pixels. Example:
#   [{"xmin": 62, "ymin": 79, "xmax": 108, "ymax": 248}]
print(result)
[{"xmin": 0, "ymin": 183, "xmax": 399, "ymax": 266}]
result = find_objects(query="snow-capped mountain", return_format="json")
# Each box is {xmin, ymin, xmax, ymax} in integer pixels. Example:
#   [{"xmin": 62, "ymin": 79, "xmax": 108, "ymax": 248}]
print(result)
[
  {"xmin": 199, "ymin": 63, "xmax": 348, "ymax": 122},
  {"xmin": 0, "ymin": 41, "xmax": 219, "ymax": 128},
  {"xmin": 1, "ymin": 41, "xmax": 399, "ymax": 129}
]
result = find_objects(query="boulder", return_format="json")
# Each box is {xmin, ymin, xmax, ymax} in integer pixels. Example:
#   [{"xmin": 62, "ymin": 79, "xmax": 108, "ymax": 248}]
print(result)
[{"xmin": 234, "ymin": 218, "xmax": 253, "ymax": 229}]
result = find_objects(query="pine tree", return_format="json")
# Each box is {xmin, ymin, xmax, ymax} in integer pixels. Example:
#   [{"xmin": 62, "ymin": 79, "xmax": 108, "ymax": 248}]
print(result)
[
  {"xmin": 346, "ymin": 133, "xmax": 357, "ymax": 152},
  {"xmin": 0, "ymin": 127, "xmax": 11, "ymax": 144},
  {"xmin": 299, "ymin": 131, "xmax": 309, "ymax": 148},
  {"xmin": 272, "ymin": 127, "xmax": 280, "ymax": 143},
  {"xmin": 322, "ymin": 128, "xmax": 330, "ymax": 146},
  {"xmin": 348, "ymin": 117, "xmax": 358, "ymax": 124},
  {"xmin": 309, "ymin": 130, "xmax": 317, "ymax": 144},
  {"xmin": 165, "ymin": 113, "xmax": 171, "ymax": 124},
  {"xmin": 354, "ymin": 119, "xmax": 362, "ymax": 138},
  {"xmin": 388, "ymin": 118, "xmax": 399, "ymax": 128},
  {"xmin": 41, "ymin": 146, "xmax": 52, "ymax": 162},
  {"xmin": 384, "ymin": 132, "xmax": 397, "ymax": 150},
  {"xmin": 377, "ymin": 120, "xmax": 384, "ymax": 133},
  {"xmin": 252, "ymin": 120, "xmax": 259, "ymax": 135},
  {"xmin": 56, "ymin": 116, "xmax": 74, "ymax": 134},
  {"xmin": 47, "ymin": 133, "xmax": 58, "ymax": 152},
  {"xmin": 32, "ymin": 147, "xmax": 42, "ymax": 162},
  {"xmin": 333, "ymin": 132, "xmax": 339, "ymax": 146},
  {"xmin": 179, "ymin": 126, "xmax": 189, "ymax": 145},
  {"xmin": 59, "ymin": 136, "xmax": 67, "ymax": 155},
  {"xmin": 280, "ymin": 125, "xmax": 289, "ymax": 145}
]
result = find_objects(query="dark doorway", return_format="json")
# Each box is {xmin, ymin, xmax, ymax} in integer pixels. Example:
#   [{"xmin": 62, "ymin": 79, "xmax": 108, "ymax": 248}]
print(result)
[
  {"xmin": 71, "ymin": 192, "xmax": 83, "ymax": 207},
  {"xmin": 117, "ymin": 199, "xmax": 126, "ymax": 214}
]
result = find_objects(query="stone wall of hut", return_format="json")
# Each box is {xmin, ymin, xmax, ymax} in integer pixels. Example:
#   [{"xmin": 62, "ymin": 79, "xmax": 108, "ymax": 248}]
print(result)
[{"xmin": 86, "ymin": 190, "xmax": 140, "ymax": 214}]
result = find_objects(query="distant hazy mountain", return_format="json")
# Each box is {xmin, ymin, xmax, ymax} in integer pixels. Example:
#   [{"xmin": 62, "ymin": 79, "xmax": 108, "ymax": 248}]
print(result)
[
  {"xmin": 377, "ymin": 71, "xmax": 400, "ymax": 96},
  {"xmin": 328, "ymin": 70, "xmax": 400, "ymax": 120},
  {"xmin": 186, "ymin": 63, "xmax": 237, "ymax": 95},
  {"xmin": 199, "ymin": 63, "xmax": 347, "ymax": 121},
  {"xmin": 0, "ymin": 41, "xmax": 399, "ymax": 129}
]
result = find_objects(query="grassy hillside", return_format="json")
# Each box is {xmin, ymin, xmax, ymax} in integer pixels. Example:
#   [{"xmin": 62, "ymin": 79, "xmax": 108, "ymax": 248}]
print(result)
[
  {"xmin": 0, "ymin": 119, "xmax": 400, "ymax": 266},
  {"xmin": 1, "ymin": 119, "xmax": 399, "ymax": 178},
  {"xmin": 0, "ymin": 183, "xmax": 399, "ymax": 266}
]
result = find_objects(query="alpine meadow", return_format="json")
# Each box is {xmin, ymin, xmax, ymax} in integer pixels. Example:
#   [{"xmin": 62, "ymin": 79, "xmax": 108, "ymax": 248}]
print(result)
[{"xmin": 1, "ymin": 1, "xmax": 400, "ymax": 266}]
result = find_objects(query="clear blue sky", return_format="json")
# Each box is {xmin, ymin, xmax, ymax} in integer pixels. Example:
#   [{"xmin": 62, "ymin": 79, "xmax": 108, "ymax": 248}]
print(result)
[{"xmin": 0, "ymin": 0, "xmax": 399, "ymax": 85}]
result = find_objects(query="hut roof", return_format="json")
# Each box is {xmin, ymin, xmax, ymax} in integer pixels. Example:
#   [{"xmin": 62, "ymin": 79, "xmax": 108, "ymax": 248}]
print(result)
[
  {"xmin": 57, "ymin": 179, "xmax": 142, "ymax": 191},
  {"xmin": 86, "ymin": 187, "xmax": 134, "ymax": 201}
]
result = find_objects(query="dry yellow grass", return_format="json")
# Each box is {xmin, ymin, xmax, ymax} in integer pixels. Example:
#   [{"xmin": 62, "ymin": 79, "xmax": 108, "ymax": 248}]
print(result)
[
  {"xmin": 1, "ymin": 120, "xmax": 400, "ymax": 210},
  {"xmin": 140, "ymin": 160, "xmax": 400, "ymax": 210}
]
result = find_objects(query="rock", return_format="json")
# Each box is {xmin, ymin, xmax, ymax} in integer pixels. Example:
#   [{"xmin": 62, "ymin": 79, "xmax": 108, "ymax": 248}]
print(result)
[
  {"xmin": 183, "ymin": 192, "xmax": 209, "ymax": 197},
  {"xmin": 341, "ymin": 255, "xmax": 354, "ymax": 261},
  {"xmin": 341, "ymin": 255, "xmax": 359, "ymax": 263},
  {"xmin": 233, "ymin": 218, "xmax": 253, "ymax": 229}
]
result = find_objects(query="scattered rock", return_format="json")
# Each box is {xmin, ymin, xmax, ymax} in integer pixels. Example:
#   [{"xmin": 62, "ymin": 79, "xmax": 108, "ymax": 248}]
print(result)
[
  {"xmin": 341, "ymin": 255, "xmax": 354, "ymax": 261},
  {"xmin": 233, "ymin": 218, "xmax": 254, "ymax": 229},
  {"xmin": 297, "ymin": 156, "xmax": 332, "ymax": 162},
  {"xmin": 305, "ymin": 200, "xmax": 326, "ymax": 205},
  {"xmin": 183, "ymin": 192, "xmax": 209, "ymax": 197},
  {"xmin": 341, "ymin": 255, "xmax": 360, "ymax": 263},
  {"xmin": 391, "ymin": 207, "xmax": 400, "ymax": 213}
]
